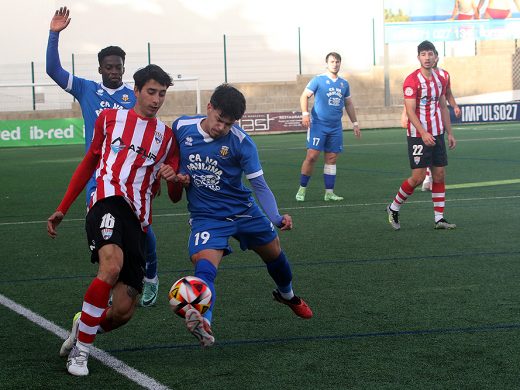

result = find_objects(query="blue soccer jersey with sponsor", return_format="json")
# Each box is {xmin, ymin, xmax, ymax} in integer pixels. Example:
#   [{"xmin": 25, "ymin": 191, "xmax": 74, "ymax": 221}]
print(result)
[
  {"xmin": 306, "ymin": 74, "xmax": 350, "ymax": 126},
  {"xmin": 66, "ymin": 77, "xmax": 135, "ymax": 151},
  {"xmin": 172, "ymin": 115, "xmax": 264, "ymax": 219}
]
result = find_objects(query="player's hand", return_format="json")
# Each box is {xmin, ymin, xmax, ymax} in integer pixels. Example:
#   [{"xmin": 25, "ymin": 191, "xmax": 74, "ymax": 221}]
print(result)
[
  {"xmin": 301, "ymin": 115, "xmax": 310, "ymax": 129},
  {"xmin": 50, "ymin": 7, "xmax": 71, "ymax": 32},
  {"xmin": 448, "ymin": 134, "xmax": 457, "ymax": 150},
  {"xmin": 454, "ymin": 105, "xmax": 461, "ymax": 118},
  {"xmin": 353, "ymin": 124, "xmax": 361, "ymax": 139},
  {"xmin": 47, "ymin": 211, "xmax": 64, "ymax": 239},
  {"xmin": 279, "ymin": 214, "xmax": 293, "ymax": 231},
  {"xmin": 421, "ymin": 132, "xmax": 436, "ymax": 146},
  {"xmin": 158, "ymin": 163, "xmax": 177, "ymax": 182},
  {"xmin": 176, "ymin": 173, "xmax": 190, "ymax": 186}
]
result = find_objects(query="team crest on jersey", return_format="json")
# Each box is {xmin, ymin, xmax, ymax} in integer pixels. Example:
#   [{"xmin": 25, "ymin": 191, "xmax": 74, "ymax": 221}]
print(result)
[
  {"xmin": 326, "ymin": 80, "xmax": 330, "ymax": 85},
  {"xmin": 414, "ymin": 156, "xmax": 421, "ymax": 165},
  {"xmin": 101, "ymin": 228, "xmax": 113, "ymax": 240},
  {"xmin": 219, "ymin": 146, "xmax": 230, "ymax": 158},
  {"xmin": 122, "ymin": 94, "xmax": 130, "ymax": 102},
  {"xmin": 185, "ymin": 136, "xmax": 193, "ymax": 146},
  {"xmin": 96, "ymin": 89, "xmax": 104, "ymax": 96},
  {"xmin": 154, "ymin": 131, "xmax": 163, "ymax": 144},
  {"xmin": 405, "ymin": 87, "xmax": 414, "ymax": 97}
]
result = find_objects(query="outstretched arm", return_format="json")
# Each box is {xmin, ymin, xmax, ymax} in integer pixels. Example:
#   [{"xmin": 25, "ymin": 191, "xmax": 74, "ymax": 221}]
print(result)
[{"xmin": 46, "ymin": 7, "xmax": 72, "ymax": 89}]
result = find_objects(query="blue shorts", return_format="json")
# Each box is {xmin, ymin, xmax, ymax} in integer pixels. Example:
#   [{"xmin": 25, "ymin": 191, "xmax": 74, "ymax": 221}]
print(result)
[
  {"xmin": 307, "ymin": 120, "xmax": 343, "ymax": 153},
  {"xmin": 188, "ymin": 215, "xmax": 278, "ymax": 257}
]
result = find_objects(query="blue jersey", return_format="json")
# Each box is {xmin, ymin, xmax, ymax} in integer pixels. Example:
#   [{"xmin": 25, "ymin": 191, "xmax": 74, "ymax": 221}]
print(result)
[
  {"xmin": 66, "ymin": 77, "xmax": 135, "ymax": 151},
  {"xmin": 172, "ymin": 116, "xmax": 264, "ymax": 219},
  {"xmin": 306, "ymin": 74, "xmax": 350, "ymax": 126},
  {"xmin": 46, "ymin": 31, "xmax": 136, "ymax": 151}
]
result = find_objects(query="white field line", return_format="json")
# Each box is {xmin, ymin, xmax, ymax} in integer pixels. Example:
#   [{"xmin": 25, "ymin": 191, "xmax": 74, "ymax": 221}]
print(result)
[
  {"xmin": 0, "ymin": 293, "xmax": 171, "ymax": 390},
  {"xmin": 1, "ymin": 194, "xmax": 519, "ymax": 227}
]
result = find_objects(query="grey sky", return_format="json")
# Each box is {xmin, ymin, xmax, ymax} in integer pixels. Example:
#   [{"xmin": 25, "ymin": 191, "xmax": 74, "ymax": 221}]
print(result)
[{"xmin": 2, "ymin": 0, "xmax": 384, "ymax": 71}]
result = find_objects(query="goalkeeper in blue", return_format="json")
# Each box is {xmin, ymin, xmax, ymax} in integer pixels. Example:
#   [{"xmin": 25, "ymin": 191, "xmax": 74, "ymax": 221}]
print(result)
[{"xmin": 169, "ymin": 84, "xmax": 313, "ymax": 347}]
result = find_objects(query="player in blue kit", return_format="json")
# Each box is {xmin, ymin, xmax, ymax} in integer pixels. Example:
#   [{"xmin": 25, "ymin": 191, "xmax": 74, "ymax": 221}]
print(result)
[
  {"xmin": 46, "ymin": 7, "xmax": 160, "ymax": 307},
  {"xmin": 170, "ymin": 84, "xmax": 313, "ymax": 347},
  {"xmin": 296, "ymin": 52, "xmax": 361, "ymax": 202}
]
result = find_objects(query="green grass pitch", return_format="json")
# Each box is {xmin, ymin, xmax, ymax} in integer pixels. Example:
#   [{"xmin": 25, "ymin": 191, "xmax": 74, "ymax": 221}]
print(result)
[{"xmin": 0, "ymin": 123, "xmax": 519, "ymax": 389}]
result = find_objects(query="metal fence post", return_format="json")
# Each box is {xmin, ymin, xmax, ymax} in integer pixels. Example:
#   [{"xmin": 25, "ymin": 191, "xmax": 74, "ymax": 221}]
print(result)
[
  {"xmin": 298, "ymin": 27, "xmax": 302, "ymax": 75},
  {"xmin": 372, "ymin": 18, "xmax": 376, "ymax": 66},
  {"xmin": 31, "ymin": 61, "xmax": 36, "ymax": 111},
  {"xmin": 223, "ymin": 34, "xmax": 228, "ymax": 83},
  {"xmin": 72, "ymin": 53, "xmax": 76, "ymax": 102}
]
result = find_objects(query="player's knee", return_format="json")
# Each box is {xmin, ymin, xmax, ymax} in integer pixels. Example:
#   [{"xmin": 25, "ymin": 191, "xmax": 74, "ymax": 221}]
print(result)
[{"xmin": 306, "ymin": 154, "xmax": 319, "ymax": 164}]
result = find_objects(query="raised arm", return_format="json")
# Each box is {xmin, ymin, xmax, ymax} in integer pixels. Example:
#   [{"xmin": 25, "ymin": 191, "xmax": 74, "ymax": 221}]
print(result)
[{"xmin": 46, "ymin": 7, "xmax": 72, "ymax": 89}]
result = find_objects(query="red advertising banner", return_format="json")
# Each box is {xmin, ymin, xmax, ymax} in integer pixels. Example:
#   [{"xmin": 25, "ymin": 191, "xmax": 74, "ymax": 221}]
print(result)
[{"xmin": 237, "ymin": 112, "xmax": 305, "ymax": 132}]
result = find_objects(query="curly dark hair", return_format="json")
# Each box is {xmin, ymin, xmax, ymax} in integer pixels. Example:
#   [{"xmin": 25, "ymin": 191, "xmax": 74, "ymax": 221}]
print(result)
[
  {"xmin": 97, "ymin": 46, "xmax": 126, "ymax": 65},
  {"xmin": 209, "ymin": 84, "xmax": 246, "ymax": 121}
]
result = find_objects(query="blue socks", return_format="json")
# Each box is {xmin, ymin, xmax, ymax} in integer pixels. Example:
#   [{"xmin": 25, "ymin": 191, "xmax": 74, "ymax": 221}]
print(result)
[
  {"xmin": 144, "ymin": 225, "xmax": 158, "ymax": 280},
  {"xmin": 266, "ymin": 251, "xmax": 293, "ymax": 296},
  {"xmin": 299, "ymin": 174, "xmax": 311, "ymax": 187},
  {"xmin": 324, "ymin": 174, "xmax": 336, "ymax": 190},
  {"xmin": 195, "ymin": 259, "xmax": 217, "ymax": 324}
]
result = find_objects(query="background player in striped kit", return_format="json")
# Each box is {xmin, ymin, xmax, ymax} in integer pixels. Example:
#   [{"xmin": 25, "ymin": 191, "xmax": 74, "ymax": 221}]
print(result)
[
  {"xmin": 387, "ymin": 40, "xmax": 457, "ymax": 231},
  {"xmin": 295, "ymin": 52, "xmax": 361, "ymax": 202},
  {"xmin": 46, "ymin": 7, "xmax": 161, "ymax": 307},
  {"xmin": 400, "ymin": 48, "xmax": 461, "ymax": 192},
  {"xmin": 47, "ymin": 64, "xmax": 186, "ymax": 376},
  {"xmin": 171, "ymin": 84, "xmax": 313, "ymax": 347}
]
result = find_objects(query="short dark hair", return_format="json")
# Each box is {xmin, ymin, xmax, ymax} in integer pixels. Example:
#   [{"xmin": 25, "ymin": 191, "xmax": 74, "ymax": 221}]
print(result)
[
  {"xmin": 326, "ymin": 52, "xmax": 341, "ymax": 62},
  {"xmin": 417, "ymin": 40, "xmax": 436, "ymax": 55},
  {"xmin": 209, "ymin": 84, "xmax": 246, "ymax": 121},
  {"xmin": 133, "ymin": 64, "xmax": 173, "ymax": 91},
  {"xmin": 98, "ymin": 46, "xmax": 126, "ymax": 65}
]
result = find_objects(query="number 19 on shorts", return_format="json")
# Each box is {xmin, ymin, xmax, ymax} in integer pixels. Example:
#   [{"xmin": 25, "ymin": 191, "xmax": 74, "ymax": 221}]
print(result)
[{"xmin": 194, "ymin": 231, "xmax": 210, "ymax": 246}]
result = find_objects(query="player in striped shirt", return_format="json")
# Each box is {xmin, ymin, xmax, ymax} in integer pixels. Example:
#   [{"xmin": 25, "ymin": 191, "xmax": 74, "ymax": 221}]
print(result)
[
  {"xmin": 47, "ymin": 65, "xmax": 186, "ymax": 376},
  {"xmin": 46, "ymin": 7, "xmax": 161, "ymax": 307},
  {"xmin": 400, "ymin": 49, "xmax": 461, "ymax": 192},
  {"xmin": 387, "ymin": 41, "xmax": 457, "ymax": 231},
  {"xmin": 171, "ymin": 84, "xmax": 313, "ymax": 347}
]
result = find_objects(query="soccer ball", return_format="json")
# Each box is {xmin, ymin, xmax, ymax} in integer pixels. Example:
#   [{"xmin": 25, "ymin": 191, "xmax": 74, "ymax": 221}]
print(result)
[{"xmin": 168, "ymin": 276, "xmax": 212, "ymax": 318}]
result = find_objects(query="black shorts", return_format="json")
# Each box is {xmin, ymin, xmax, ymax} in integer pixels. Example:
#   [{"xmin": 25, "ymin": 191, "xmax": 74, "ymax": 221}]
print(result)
[
  {"xmin": 407, "ymin": 134, "xmax": 448, "ymax": 169},
  {"xmin": 85, "ymin": 196, "xmax": 146, "ymax": 293}
]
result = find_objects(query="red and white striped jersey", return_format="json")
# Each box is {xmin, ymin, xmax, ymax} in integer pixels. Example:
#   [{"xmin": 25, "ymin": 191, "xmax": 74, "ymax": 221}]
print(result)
[
  {"xmin": 436, "ymin": 67, "xmax": 451, "ymax": 90},
  {"xmin": 403, "ymin": 69, "xmax": 447, "ymax": 137},
  {"xmin": 89, "ymin": 108, "xmax": 179, "ymax": 230}
]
